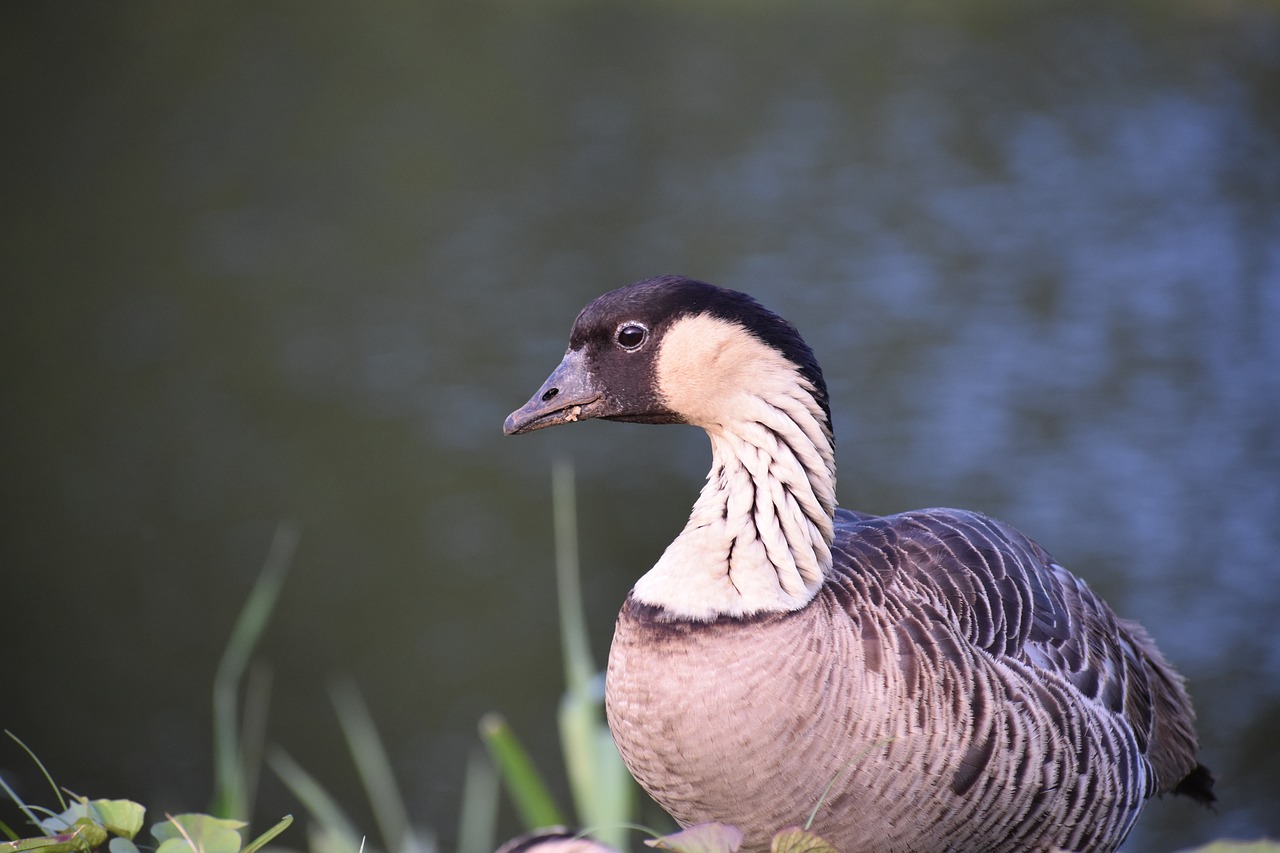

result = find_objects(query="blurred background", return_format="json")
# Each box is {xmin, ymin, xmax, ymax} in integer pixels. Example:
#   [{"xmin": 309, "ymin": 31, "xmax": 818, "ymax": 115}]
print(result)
[{"xmin": 2, "ymin": 2, "xmax": 1278, "ymax": 850}]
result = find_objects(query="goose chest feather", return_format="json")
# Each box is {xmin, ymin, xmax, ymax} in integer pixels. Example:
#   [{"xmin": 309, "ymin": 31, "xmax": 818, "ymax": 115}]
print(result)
[{"xmin": 504, "ymin": 276, "xmax": 1213, "ymax": 853}]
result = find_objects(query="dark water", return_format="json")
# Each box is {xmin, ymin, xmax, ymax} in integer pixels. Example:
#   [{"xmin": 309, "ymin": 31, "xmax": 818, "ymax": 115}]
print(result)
[{"xmin": 3, "ymin": 3, "xmax": 1278, "ymax": 851}]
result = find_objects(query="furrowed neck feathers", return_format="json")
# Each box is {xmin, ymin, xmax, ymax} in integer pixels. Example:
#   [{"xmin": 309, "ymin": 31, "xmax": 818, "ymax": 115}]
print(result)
[{"xmin": 631, "ymin": 313, "xmax": 836, "ymax": 620}]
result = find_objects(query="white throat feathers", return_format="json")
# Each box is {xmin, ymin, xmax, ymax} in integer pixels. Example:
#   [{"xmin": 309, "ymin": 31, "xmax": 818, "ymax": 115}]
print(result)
[{"xmin": 631, "ymin": 314, "xmax": 837, "ymax": 620}]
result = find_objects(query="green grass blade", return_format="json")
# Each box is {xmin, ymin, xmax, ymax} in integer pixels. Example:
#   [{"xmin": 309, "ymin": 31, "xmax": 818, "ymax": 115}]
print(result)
[
  {"xmin": 212, "ymin": 522, "xmax": 298, "ymax": 820},
  {"xmin": 3, "ymin": 732, "xmax": 66, "ymax": 814},
  {"xmin": 478, "ymin": 714, "xmax": 564, "ymax": 830},
  {"xmin": 454, "ymin": 750, "xmax": 499, "ymax": 853},
  {"xmin": 0, "ymin": 767, "xmax": 45, "ymax": 836},
  {"xmin": 328, "ymin": 679, "xmax": 412, "ymax": 853},
  {"xmin": 265, "ymin": 747, "xmax": 362, "ymax": 850},
  {"xmin": 552, "ymin": 460, "xmax": 593, "ymax": 696},
  {"xmin": 550, "ymin": 462, "xmax": 635, "ymax": 849},
  {"xmin": 232, "ymin": 663, "xmax": 273, "ymax": 827},
  {"xmin": 241, "ymin": 815, "xmax": 293, "ymax": 853},
  {"xmin": 556, "ymin": 690, "xmax": 634, "ymax": 851}
]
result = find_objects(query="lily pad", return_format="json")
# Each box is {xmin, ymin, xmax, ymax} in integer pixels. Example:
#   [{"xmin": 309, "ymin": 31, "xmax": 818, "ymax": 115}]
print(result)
[
  {"xmin": 86, "ymin": 801, "xmax": 145, "ymax": 841},
  {"xmin": 152, "ymin": 815, "xmax": 245, "ymax": 853}
]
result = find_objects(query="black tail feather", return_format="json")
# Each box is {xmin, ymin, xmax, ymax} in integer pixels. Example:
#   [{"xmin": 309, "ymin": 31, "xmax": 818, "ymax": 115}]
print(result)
[{"xmin": 1173, "ymin": 762, "xmax": 1217, "ymax": 807}]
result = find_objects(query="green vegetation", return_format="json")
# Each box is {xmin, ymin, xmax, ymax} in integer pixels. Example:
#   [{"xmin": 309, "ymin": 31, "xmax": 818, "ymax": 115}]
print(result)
[
  {"xmin": 474, "ymin": 460, "xmax": 640, "ymax": 849},
  {"xmin": 1, "ymin": 468, "xmax": 1276, "ymax": 853},
  {"xmin": 0, "ymin": 464, "xmax": 634, "ymax": 853},
  {"xmin": 0, "ymin": 732, "xmax": 291, "ymax": 853}
]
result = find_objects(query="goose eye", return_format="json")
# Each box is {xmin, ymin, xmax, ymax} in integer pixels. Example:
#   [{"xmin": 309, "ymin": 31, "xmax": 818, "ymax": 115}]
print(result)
[{"xmin": 616, "ymin": 324, "xmax": 647, "ymax": 350}]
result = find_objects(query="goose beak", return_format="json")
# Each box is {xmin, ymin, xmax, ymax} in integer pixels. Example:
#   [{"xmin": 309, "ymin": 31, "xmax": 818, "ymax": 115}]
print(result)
[{"xmin": 504, "ymin": 348, "xmax": 605, "ymax": 435}]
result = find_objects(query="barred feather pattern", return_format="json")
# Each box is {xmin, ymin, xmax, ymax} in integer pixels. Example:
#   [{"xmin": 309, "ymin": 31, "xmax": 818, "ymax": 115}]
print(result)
[
  {"xmin": 630, "ymin": 377, "xmax": 837, "ymax": 619},
  {"xmin": 609, "ymin": 507, "xmax": 1206, "ymax": 853}
]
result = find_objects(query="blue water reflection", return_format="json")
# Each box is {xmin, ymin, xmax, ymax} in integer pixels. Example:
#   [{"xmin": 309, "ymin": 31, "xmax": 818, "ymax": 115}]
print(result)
[{"xmin": 3, "ymin": 4, "xmax": 1277, "ymax": 851}]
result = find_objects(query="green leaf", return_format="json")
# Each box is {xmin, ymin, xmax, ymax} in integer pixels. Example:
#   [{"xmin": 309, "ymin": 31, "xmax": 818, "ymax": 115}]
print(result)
[
  {"xmin": 86, "ymin": 801, "xmax": 145, "ymax": 841},
  {"xmin": 108, "ymin": 838, "xmax": 141, "ymax": 853},
  {"xmin": 45, "ymin": 818, "xmax": 106, "ymax": 853},
  {"xmin": 152, "ymin": 814, "xmax": 245, "ymax": 853},
  {"xmin": 33, "ymin": 794, "xmax": 141, "ymax": 840},
  {"xmin": 157, "ymin": 838, "xmax": 195, "ymax": 853},
  {"xmin": 240, "ymin": 816, "xmax": 292, "ymax": 853},
  {"xmin": 645, "ymin": 823, "xmax": 743, "ymax": 853},
  {"xmin": 479, "ymin": 713, "xmax": 565, "ymax": 830},
  {"xmin": 39, "ymin": 803, "xmax": 91, "ymax": 835},
  {"xmin": 770, "ymin": 827, "xmax": 838, "ymax": 853}
]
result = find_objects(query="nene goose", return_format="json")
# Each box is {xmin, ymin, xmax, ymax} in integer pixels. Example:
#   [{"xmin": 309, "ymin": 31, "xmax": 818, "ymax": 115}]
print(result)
[{"xmin": 504, "ymin": 276, "xmax": 1213, "ymax": 852}]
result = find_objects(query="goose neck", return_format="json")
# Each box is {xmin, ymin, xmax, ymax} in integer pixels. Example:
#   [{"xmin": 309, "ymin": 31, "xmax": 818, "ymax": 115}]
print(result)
[{"xmin": 632, "ymin": 390, "xmax": 836, "ymax": 620}]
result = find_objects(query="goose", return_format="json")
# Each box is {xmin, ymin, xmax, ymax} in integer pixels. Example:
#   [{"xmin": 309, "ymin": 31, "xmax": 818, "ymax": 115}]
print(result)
[{"xmin": 503, "ymin": 275, "xmax": 1214, "ymax": 852}]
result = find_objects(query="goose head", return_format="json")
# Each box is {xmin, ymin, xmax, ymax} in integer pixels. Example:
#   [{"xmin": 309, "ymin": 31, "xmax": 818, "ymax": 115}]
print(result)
[
  {"xmin": 505, "ymin": 276, "xmax": 838, "ymax": 618},
  {"xmin": 504, "ymin": 275, "xmax": 831, "ymax": 440}
]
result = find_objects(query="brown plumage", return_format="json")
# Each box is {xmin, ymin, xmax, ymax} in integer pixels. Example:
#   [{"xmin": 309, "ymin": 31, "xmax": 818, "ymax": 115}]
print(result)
[
  {"xmin": 505, "ymin": 276, "xmax": 1213, "ymax": 852},
  {"xmin": 609, "ymin": 507, "xmax": 1210, "ymax": 851}
]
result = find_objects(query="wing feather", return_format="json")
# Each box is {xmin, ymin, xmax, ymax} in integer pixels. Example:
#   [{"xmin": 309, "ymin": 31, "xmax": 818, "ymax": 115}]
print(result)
[{"xmin": 830, "ymin": 506, "xmax": 1208, "ymax": 799}]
